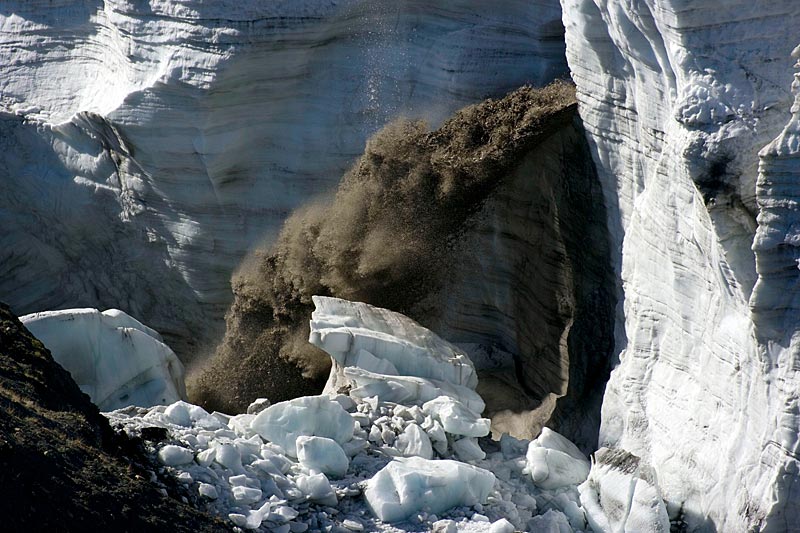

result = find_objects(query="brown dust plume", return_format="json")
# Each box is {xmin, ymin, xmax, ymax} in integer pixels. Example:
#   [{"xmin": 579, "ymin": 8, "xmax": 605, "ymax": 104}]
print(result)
[{"xmin": 188, "ymin": 82, "xmax": 577, "ymax": 414}]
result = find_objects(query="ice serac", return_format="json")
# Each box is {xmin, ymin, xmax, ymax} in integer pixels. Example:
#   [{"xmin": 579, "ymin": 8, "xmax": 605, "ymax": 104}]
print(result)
[
  {"xmin": 20, "ymin": 308, "xmax": 186, "ymax": 411},
  {"xmin": 0, "ymin": 0, "xmax": 567, "ymax": 357},
  {"xmin": 562, "ymin": 0, "xmax": 800, "ymax": 529},
  {"xmin": 310, "ymin": 296, "xmax": 479, "ymax": 394}
]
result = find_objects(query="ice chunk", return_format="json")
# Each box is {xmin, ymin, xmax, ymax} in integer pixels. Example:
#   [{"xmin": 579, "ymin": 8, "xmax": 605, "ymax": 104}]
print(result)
[
  {"xmin": 250, "ymin": 395, "xmax": 354, "ymax": 457},
  {"xmin": 422, "ymin": 396, "xmax": 490, "ymax": 437},
  {"xmin": 489, "ymin": 518, "xmax": 515, "ymax": 533},
  {"xmin": 452, "ymin": 437, "xmax": 486, "ymax": 462},
  {"xmin": 296, "ymin": 436, "xmax": 349, "ymax": 478},
  {"xmin": 198, "ymin": 483, "xmax": 218, "ymax": 499},
  {"xmin": 395, "ymin": 423, "xmax": 433, "ymax": 459},
  {"xmin": 247, "ymin": 398, "xmax": 271, "ymax": 415},
  {"xmin": 21, "ymin": 308, "xmax": 186, "ymax": 410},
  {"xmin": 345, "ymin": 368, "xmax": 485, "ymax": 413},
  {"xmin": 524, "ymin": 427, "xmax": 589, "ymax": 489},
  {"xmin": 365, "ymin": 457, "xmax": 495, "ymax": 523},
  {"xmin": 295, "ymin": 473, "xmax": 338, "ymax": 506},
  {"xmin": 157, "ymin": 444, "xmax": 194, "ymax": 466},
  {"xmin": 342, "ymin": 518, "xmax": 364, "ymax": 531},
  {"xmin": 432, "ymin": 520, "xmax": 458, "ymax": 533},
  {"xmin": 233, "ymin": 486, "xmax": 262, "ymax": 504},
  {"xmin": 164, "ymin": 401, "xmax": 192, "ymax": 427},
  {"xmin": 578, "ymin": 448, "xmax": 670, "ymax": 533},
  {"xmin": 309, "ymin": 297, "xmax": 478, "ymax": 389},
  {"xmin": 215, "ymin": 442, "xmax": 245, "ymax": 473}
]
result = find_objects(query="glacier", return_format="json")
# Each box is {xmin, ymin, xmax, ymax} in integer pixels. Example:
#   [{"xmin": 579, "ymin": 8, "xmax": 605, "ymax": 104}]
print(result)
[
  {"xmin": 0, "ymin": 0, "xmax": 568, "ymax": 356},
  {"xmin": 6, "ymin": 0, "xmax": 800, "ymax": 530},
  {"xmin": 562, "ymin": 0, "xmax": 800, "ymax": 529}
]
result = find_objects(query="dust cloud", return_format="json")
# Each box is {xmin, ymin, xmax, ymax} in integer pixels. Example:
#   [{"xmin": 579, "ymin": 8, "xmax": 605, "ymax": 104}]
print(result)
[{"xmin": 188, "ymin": 82, "xmax": 577, "ymax": 414}]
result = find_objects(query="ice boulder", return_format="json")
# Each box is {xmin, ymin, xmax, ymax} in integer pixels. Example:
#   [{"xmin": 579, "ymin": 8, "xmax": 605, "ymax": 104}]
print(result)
[
  {"xmin": 422, "ymin": 396, "xmax": 491, "ymax": 438},
  {"xmin": 309, "ymin": 296, "xmax": 478, "ymax": 391},
  {"xmin": 250, "ymin": 395, "xmax": 353, "ymax": 457},
  {"xmin": 578, "ymin": 448, "xmax": 670, "ymax": 533},
  {"xmin": 525, "ymin": 427, "xmax": 590, "ymax": 489},
  {"xmin": 395, "ymin": 424, "xmax": 433, "ymax": 459},
  {"xmin": 295, "ymin": 473, "xmax": 338, "ymax": 506},
  {"xmin": 296, "ymin": 436, "xmax": 349, "ymax": 478},
  {"xmin": 365, "ymin": 456, "xmax": 495, "ymax": 523},
  {"xmin": 20, "ymin": 308, "xmax": 185, "ymax": 411}
]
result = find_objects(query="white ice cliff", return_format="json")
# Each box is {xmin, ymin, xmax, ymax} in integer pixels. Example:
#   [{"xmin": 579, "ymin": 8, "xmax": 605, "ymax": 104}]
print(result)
[
  {"xmin": 0, "ymin": 0, "xmax": 567, "ymax": 355},
  {"xmin": 20, "ymin": 308, "xmax": 185, "ymax": 410},
  {"xmin": 562, "ymin": 0, "xmax": 800, "ymax": 529}
]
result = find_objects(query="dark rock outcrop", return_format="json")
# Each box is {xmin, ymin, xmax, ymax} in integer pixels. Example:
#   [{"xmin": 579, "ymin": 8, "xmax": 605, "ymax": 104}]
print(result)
[{"xmin": 0, "ymin": 302, "xmax": 223, "ymax": 532}]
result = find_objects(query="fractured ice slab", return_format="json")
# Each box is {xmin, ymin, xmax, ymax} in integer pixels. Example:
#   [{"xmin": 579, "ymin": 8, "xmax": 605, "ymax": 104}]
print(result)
[
  {"xmin": 296, "ymin": 436, "xmax": 349, "ymax": 478},
  {"xmin": 20, "ymin": 308, "xmax": 185, "ymax": 411},
  {"xmin": 364, "ymin": 456, "xmax": 495, "ymax": 523},
  {"xmin": 345, "ymin": 367, "xmax": 485, "ymax": 413},
  {"xmin": 422, "ymin": 396, "xmax": 491, "ymax": 438},
  {"xmin": 250, "ymin": 395, "xmax": 354, "ymax": 457},
  {"xmin": 309, "ymin": 296, "xmax": 478, "ymax": 391},
  {"xmin": 578, "ymin": 448, "xmax": 669, "ymax": 533},
  {"xmin": 525, "ymin": 427, "xmax": 590, "ymax": 489}
]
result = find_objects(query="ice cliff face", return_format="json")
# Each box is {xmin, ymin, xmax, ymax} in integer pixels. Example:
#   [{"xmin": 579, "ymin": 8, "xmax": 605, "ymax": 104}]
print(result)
[
  {"xmin": 0, "ymin": 0, "xmax": 567, "ymax": 354},
  {"xmin": 562, "ymin": 0, "xmax": 800, "ymax": 529}
]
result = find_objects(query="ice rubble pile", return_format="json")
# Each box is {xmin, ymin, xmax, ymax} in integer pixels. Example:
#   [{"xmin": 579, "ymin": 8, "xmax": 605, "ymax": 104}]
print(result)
[
  {"xmin": 105, "ymin": 298, "xmax": 671, "ymax": 531},
  {"xmin": 21, "ymin": 307, "xmax": 185, "ymax": 411}
]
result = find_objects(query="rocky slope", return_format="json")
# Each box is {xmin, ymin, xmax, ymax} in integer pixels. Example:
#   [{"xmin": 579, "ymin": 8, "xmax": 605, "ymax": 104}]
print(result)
[
  {"xmin": 562, "ymin": 0, "xmax": 800, "ymax": 529},
  {"xmin": 0, "ymin": 0, "xmax": 567, "ymax": 356},
  {"xmin": 0, "ymin": 302, "xmax": 224, "ymax": 531}
]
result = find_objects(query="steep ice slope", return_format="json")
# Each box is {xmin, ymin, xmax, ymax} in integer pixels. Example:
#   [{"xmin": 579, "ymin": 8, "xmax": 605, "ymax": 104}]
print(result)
[
  {"xmin": 562, "ymin": 0, "xmax": 800, "ymax": 529},
  {"xmin": 0, "ymin": 0, "xmax": 567, "ymax": 355}
]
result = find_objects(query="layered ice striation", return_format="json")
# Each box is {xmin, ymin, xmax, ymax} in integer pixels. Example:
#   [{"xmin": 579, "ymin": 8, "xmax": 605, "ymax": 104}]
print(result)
[
  {"xmin": 578, "ymin": 448, "xmax": 669, "ymax": 533},
  {"xmin": 562, "ymin": 0, "xmax": 800, "ymax": 529},
  {"xmin": 21, "ymin": 308, "xmax": 185, "ymax": 410},
  {"xmin": 310, "ymin": 296, "xmax": 479, "ymax": 397},
  {"xmin": 0, "ymin": 0, "xmax": 567, "ymax": 356}
]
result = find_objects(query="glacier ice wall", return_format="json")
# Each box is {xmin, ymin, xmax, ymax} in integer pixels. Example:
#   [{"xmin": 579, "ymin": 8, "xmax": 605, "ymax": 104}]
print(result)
[
  {"xmin": 429, "ymin": 118, "xmax": 615, "ymax": 449},
  {"xmin": 0, "ymin": 0, "xmax": 567, "ymax": 355},
  {"xmin": 562, "ymin": 0, "xmax": 800, "ymax": 529}
]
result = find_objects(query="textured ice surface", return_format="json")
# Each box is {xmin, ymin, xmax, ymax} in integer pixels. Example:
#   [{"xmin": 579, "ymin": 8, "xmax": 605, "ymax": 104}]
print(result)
[
  {"xmin": 250, "ymin": 395, "xmax": 354, "ymax": 457},
  {"xmin": 578, "ymin": 448, "xmax": 669, "ymax": 533},
  {"xmin": 364, "ymin": 457, "xmax": 495, "ymax": 523},
  {"xmin": 21, "ymin": 308, "xmax": 185, "ymax": 410},
  {"xmin": 422, "ymin": 396, "xmax": 491, "ymax": 438},
  {"xmin": 561, "ymin": 0, "xmax": 800, "ymax": 527},
  {"xmin": 525, "ymin": 427, "xmax": 590, "ymax": 489},
  {"xmin": 345, "ymin": 367, "xmax": 485, "ymax": 414},
  {"xmin": 311, "ymin": 296, "xmax": 479, "ymax": 391},
  {"xmin": 296, "ymin": 436, "xmax": 349, "ymax": 479}
]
